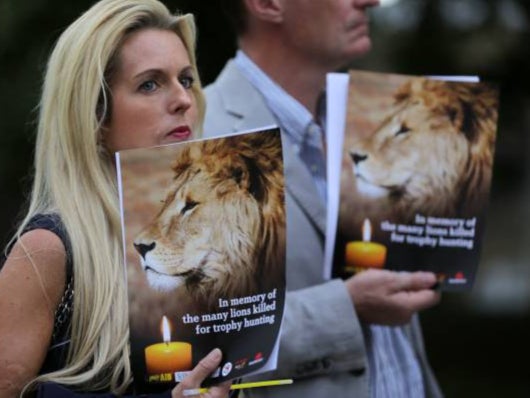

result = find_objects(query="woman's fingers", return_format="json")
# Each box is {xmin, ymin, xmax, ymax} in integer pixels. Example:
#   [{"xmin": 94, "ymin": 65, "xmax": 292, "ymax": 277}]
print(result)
[
  {"xmin": 184, "ymin": 348, "xmax": 223, "ymax": 386},
  {"xmin": 172, "ymin": 348, "xmax": 232, "ymax": 398}
]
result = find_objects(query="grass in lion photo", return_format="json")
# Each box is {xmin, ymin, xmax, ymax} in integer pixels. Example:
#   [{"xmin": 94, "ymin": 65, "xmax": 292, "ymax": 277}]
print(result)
[
  {"xmin": 333, "ymin": 70, "xmax": 499, "ymax": 290},
  {"xmin": 116, "ymin": 128, "xmax": 286, "ymax": 391}
]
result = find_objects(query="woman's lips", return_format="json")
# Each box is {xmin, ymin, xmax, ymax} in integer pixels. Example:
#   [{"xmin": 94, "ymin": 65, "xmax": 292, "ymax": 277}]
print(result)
[{"xmin": 167, "ymin": 126, "xmax": 191, "ymax": 140}]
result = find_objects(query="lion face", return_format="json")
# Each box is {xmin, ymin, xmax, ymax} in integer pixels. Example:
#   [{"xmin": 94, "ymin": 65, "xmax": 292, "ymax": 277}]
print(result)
[
  {"xmin": 350, "ymin": 99, "xmax": 469, "ymax": 200},
  {"xmin": 134, "ymin": 160, "xmax": 261, "ymax": 291},
  {"xmin": 349, "ymin": 78, "xmax": 497, "ymax": 218},
  {"xmin": 133, "ymin": 133, "xmax": 285, "ymax": 307}
]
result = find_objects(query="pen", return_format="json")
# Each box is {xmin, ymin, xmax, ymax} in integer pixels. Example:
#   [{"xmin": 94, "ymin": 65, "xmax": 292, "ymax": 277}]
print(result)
[{"xmin": 182, "ymin": 378, "xmax": 293, "ymax": 396}]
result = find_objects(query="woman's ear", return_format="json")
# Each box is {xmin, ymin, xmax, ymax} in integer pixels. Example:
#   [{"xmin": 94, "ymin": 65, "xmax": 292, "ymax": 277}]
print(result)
[{"xmin": 243, "ymin": 0, "xmax": 284, "ymax": 24}]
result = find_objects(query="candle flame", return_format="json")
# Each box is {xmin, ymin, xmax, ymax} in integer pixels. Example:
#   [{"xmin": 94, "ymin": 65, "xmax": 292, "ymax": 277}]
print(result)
[
  {"xmin": 362, "ymin": 219, "xmax": 372, "ymax": 242},
  {"xmin": 162, "ymin": 316, "xmax": 171, "ymax": 343}
]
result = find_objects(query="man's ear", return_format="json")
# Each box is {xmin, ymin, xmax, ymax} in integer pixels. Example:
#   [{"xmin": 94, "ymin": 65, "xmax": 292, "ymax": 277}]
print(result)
[{"xmin": 243, "ymin": 0, "xmax": 284, "ymax": 23}]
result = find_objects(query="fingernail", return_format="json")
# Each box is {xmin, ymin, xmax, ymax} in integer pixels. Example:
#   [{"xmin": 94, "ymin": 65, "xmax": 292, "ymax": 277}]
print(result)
[
  {"xmin": 209, "ymin": 348, "xmax": 222, "ymax": 360},
  {"xmin": 419, "ymin": 272, "xmax": 436, "ymax": 284}
]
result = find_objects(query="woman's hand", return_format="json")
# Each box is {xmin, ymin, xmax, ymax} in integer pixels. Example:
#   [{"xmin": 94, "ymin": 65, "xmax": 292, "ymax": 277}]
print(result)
[{"xmin": 171, "ymin": 348, "xmax": 232, "ymax": 398}]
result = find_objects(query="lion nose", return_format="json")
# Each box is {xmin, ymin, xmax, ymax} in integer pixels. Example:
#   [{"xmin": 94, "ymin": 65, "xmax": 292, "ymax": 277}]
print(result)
[
  {"xmin": 134, "ymin": 242, "xmax": 156, "ymax": 259},
  {"xmin": 350, "ymin": 152, "xmax": 368, "ymax": 165}
]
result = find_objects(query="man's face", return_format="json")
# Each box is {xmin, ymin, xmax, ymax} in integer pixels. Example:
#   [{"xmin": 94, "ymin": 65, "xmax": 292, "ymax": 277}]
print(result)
[{"xmin": 280, "ymin": 0, "xmax": 380, "ymax": 69}]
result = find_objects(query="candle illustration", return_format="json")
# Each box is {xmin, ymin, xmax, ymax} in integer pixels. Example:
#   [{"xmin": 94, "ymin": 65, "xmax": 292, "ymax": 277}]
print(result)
[
  {"xmin": 145, "ymin": 316, "xmax": 192, "ymax": 375},
  {"xmin": 345, "ymin": 218, "xmax": 387, "ymax": 271}
]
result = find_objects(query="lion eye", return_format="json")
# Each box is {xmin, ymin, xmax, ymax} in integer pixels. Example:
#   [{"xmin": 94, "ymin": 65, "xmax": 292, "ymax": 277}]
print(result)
[
  {"xmin": 181, "ymin": 200, "xmax": 198, "ymax": 214},
  {"xmin": 395, "ymin": 123, "xmax": 410, "ymax": 136}
]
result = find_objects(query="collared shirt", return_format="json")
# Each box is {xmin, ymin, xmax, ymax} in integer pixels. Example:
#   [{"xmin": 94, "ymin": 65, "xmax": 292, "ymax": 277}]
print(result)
[
  {"xmin": 234, "ymin": 51, "xmax": 327, "ymax": 203},
  {"xmin": 365, "ymin": 324, "xmax": 425, "ymax": 397},
  {"xmin": 234, "ymin": 50, "xmax": 425, "ymax": 398}
]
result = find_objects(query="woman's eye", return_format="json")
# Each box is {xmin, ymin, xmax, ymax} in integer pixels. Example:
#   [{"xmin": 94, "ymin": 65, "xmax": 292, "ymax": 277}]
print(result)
[
  {"xmin": 395, "ymin": 123, "xmax": 410, "ymax": 136},
  {"xmin": 139, "ymin": 80, "xmax": 158, "ymax": 93},
  {"xmin": 179, "ymin": 75, "xmax": 194, "ymax": 89}
]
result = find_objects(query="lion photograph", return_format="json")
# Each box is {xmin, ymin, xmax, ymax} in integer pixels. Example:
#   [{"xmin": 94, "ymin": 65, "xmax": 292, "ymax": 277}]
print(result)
[
  {"xmin": 118, "ymin": 129, "xmax": 286, "ymax": 368},
  {"xmin": 332, "ymin": 71, "xmax": 499, "ymax": 283},
  {"xmin": 120, "ymin": 128, "xmax": 285, "ymax": 308},
  {"xmin": 131, "ymin": 130, "xmax": 286, "ymax": 308},
  {"xmin": 339, "ymin": 71, "xmax": 499, "ymax": 231}
]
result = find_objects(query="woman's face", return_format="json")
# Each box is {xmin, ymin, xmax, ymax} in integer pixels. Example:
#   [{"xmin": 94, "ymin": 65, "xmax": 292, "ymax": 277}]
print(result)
[{"xmin": 105, "ymin": 28, "xmax": 199, "ymax": 153}]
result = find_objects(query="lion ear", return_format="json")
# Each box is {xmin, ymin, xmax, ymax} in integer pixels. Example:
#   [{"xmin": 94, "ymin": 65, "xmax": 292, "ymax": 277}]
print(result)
[
  {"xmin": 230, "ymin": 160, "xmax": 265, "ymax": 202},
  {"xmin": 394, "ymin": 80, "xmax": 412, "ymax": 103},
  {"xmin": 446, "ymin": 99, "xmax": 479, "ymax": 143},
  {"xmin": 446, "ymin": 103, "xmax": 463, "ymax": 126},
  {"xmin": 229, "ymin": 164, "xmax": 254, "ymax": 192},
  {"xmin": 231, "ymin": 166, "xmax": 245, "ymax": 186}
]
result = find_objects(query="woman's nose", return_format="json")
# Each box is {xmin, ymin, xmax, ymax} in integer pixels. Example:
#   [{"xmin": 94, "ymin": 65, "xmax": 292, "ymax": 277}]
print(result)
[{"xmin": 168, "ymin": 81, "xmax": 192, "ymax": 114}]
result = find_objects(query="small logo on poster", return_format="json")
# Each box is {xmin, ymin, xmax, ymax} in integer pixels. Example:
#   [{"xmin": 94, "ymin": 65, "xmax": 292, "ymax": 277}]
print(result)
[
  {"xmin": 249, "ymin": 352, "xmax": 264, "ymax": 366},
  {"xmin": 174, "ymin": 371, "xmax": 191, "ymax": 382},
  {"xmin": 221, "ymin": 362, "xmax": 233, "ymax": 377},
  {"xmin": 211, "ymin": 367, "xmax": 221, "ymax": 378},
  {"xmin": 448, "ymin": 271, "xmax": 467, "ymax": 284},
  {"xmin": 234, "ymin": 357, "xmax": 248, "ymax": 370}
]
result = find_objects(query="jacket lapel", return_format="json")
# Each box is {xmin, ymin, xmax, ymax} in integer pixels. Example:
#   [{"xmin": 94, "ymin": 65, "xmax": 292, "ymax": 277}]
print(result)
[
  {"xmin": 282, "ymin": 141, "xmax": 327, "ymax": 234},
  {"xmin": 214, "ymin": 61, "xmax": 327, "ymax": 234},
  {"xmin": 213, "ymin": 60, "xmax": 277, "ymax": 132}
]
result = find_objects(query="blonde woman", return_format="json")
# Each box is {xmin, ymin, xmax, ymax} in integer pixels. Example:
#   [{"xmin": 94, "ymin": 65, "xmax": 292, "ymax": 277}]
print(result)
[{"xmin": 0, "ymin": 0, "xmax": 230, "ymax": 397}]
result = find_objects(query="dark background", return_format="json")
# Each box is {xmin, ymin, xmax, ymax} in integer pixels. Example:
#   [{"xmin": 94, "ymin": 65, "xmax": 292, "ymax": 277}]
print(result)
[{"xmin": 1, "ymin": 0, "xmax": 529, "ymax": 396}]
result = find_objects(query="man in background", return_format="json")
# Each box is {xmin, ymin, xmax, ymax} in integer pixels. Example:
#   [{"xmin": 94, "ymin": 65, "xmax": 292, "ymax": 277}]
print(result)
[{"xmin": 204, "ymin": 0, "xmax": 442, "ymax": 396}]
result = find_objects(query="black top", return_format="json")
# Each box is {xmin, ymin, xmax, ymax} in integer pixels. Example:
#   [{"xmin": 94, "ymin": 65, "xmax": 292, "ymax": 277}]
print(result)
[
  {"xmin": 3, "ymin": 214, "xmax": 212, "ymax": 397},
  {"xmin": 36, "ymin": 382, "xmax": 171, "ymax": 398},
  {"xmin": 2, "ymin": 213, "xmax": 74, "ymax": 373}
]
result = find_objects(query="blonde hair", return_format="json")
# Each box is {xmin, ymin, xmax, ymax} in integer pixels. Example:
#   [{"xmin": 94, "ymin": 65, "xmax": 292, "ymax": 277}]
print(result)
[{"xmin": 16, "ymin": 0, "xmax": 204, "ymax": 393}]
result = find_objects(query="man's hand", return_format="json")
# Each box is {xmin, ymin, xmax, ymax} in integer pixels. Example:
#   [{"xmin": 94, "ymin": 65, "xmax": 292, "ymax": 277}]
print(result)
[{"xmin": 344, "ymin": 269, "xmax": 440, "ymax": 326}]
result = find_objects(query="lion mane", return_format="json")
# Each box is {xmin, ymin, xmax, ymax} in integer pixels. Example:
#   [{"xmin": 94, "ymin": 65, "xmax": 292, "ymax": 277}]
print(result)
[
  {"xmin": 133, "ymin": 132, "xmax": 285, "ymax": 308},
  {"xmin": 349, "ymin": 77, "xmax": 498, "ymax": 221}
]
